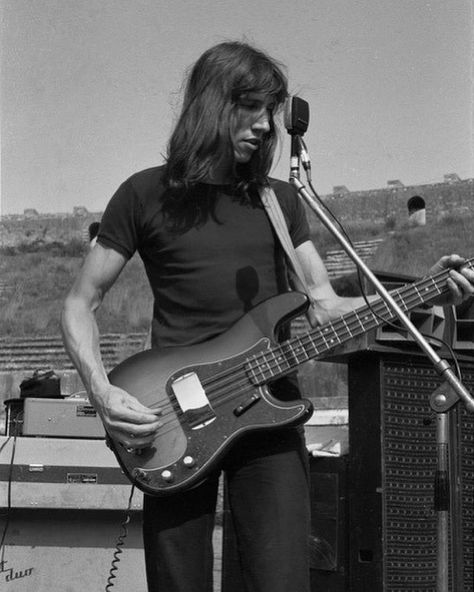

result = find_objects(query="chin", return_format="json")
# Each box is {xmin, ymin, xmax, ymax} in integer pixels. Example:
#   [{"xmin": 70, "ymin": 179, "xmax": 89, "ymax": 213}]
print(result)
[{"xmin": 233, "ymin": 153, "xmax": 251, "ymax": 164}]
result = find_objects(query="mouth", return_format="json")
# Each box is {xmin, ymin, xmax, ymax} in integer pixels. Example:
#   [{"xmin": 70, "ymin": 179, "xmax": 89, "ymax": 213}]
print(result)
[
  {"xmin": 234, "ymin": 137, "xmax": 262, "ymax": 163},
  {"xmin": 241, "ymin": 138, "xmax": 261, "ymax": 150}
]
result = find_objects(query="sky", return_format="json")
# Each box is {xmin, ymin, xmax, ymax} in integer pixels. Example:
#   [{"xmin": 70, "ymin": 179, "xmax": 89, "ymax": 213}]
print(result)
[{"xmin": 1, "ymin": 0, "xmax": 473, "ymax": 215}]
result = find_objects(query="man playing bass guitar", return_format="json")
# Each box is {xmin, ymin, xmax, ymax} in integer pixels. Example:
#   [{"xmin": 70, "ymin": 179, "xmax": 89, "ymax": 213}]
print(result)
[{"xmin": 61, "ymin": 41, "xmax": 474, "ymax": 592}]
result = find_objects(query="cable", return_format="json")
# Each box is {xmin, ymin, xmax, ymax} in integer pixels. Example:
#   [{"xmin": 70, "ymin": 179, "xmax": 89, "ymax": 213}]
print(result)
[
  {"xmin": 105, "ymin": 484, "xmax": 136, "ymax": 591},
  {"xmin": 304, "ymin": 169, "xmax": 382, "ymax": 314},
  {"xmin": 0, "ymin": 436, "xmax": 16, "ymax": 566},
  {"xmin": 303, "ymin": 167, "xmax": 457, "ymax": 339}
]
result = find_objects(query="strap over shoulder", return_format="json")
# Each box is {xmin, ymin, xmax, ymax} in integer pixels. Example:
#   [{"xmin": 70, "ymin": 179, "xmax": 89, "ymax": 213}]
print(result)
[{"xmin": 260, "ymin": 185, "xmax": 316, "ymax": 314}]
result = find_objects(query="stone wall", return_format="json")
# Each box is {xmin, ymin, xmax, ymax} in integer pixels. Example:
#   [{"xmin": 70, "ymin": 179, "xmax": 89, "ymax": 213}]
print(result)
[
  {"xmin": 0, "ymin": 212, "xmax": 101, "ymax": 247},
  {"xmin": 319, "ymin": 179, "xmax": 473, "ymax": 228},
  {"xmin": 1, "ymin": 179, "xmax": 473, "ymax": 248}
]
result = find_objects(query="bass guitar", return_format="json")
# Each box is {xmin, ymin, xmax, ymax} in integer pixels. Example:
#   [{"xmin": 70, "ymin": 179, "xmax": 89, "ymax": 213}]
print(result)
[{"xmin": 108, "ymin": 259, "xmax": 472, "ymax": 496}]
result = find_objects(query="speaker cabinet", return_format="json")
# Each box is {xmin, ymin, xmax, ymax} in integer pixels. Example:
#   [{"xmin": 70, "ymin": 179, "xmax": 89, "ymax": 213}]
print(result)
[
  {"xmin": 309, "ymin": 456, "xmax": 348, "ymax": 592},
  {"xmin": 221, "ymin": 456, "xmax": 349, "ymax": 592},
  {"xmin": 347, "ymin": 351, "xmax": 474, "ymax": 592},
  {"xmin": 453, "ymin": 296, "xmax": 474, "ymax": 350}
]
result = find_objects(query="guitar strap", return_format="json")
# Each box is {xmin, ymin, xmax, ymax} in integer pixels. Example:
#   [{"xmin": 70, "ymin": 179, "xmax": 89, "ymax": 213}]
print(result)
[{"xmin": 260, "ymin": 186, "xmax": 316, "ymax": 319}]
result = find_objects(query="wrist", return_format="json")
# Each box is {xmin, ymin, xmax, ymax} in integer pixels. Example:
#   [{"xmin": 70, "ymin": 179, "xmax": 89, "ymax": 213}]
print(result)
[{"xmin": 87, "ymin": 369, "xmax": 112, "ymax": 403}]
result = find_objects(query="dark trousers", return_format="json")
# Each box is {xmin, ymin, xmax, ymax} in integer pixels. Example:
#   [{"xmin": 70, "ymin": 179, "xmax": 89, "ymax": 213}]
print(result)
[{"xmin": 143, "ymin": 428, "xmax": 311, "ymax": 592}]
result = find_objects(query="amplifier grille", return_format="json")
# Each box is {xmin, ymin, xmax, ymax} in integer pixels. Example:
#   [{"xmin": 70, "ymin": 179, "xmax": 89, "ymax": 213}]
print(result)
[{"xmin": 381, "ymin": 360, "xmax": 474, "ymax": 591}]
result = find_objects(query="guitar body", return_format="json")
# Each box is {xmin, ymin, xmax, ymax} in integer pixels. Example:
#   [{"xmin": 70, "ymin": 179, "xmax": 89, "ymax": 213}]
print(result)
[{"xmin": 108, "ymin": 291, "xmax": 313, "ymax": 496}]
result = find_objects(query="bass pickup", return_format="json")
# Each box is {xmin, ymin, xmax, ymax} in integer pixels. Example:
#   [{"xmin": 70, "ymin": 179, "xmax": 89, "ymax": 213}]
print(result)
[{"xmin": 233, "ymin": 394, "xmax": 261, "ymax": 417}]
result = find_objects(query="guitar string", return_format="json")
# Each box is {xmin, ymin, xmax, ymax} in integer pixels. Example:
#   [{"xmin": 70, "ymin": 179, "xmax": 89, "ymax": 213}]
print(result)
[
  {"xmin": 195, "ymin": 273, "xmax": 446, "ymax": 400},
  {"xmin": 130, "ymin": 258, "xmax": 474, "ymax": 442},
  {"xmin": 127, "ymin": 266, "xmax": 457, "ymax": 435},
  {"xmin": 123, "ymin": 267, "xmax": 456, "ymax": 440},
  {"xmin": 127, "ymin": 301, "xmax": 452, "ymax": 445},
  {"xmin": 145, "ymin": 279, "xmax": 440, "ymax": 434},
  {"xmin": 252, "ymin": 275, "xmax": 447, "ymax": 382},
  {"xmin": 230, "ymin": 263, "xmax": 464, "ymax": 386},
  {"xmin": 245, "ymin": 260, "xmax": 473, "ymax": 389},
  {"xmin": 148, "ymin": 266, "xmax": 450, "ymax": 413}
]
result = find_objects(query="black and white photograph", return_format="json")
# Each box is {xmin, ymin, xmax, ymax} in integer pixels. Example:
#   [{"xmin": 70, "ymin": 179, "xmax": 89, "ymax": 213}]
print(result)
[{"xmin": 1, "ymin": 2, "xmax": 473, "ymax": 591}]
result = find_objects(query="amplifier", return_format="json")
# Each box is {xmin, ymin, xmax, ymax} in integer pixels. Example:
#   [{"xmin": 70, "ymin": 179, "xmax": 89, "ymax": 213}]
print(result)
[
  {"xmin": 0, "ymin": 435, "xmax": 139, "ymax": 510},
  {"xmin": 0, "ymin": 436, "xmax": 145, "ymax": 592},
  {"xmin": 23, "ymin": 397, "xmax": 104, "ymax": 438},
  {"xmin": 347, "ymin": 352, "xmax": 474, "ymax": 592}
]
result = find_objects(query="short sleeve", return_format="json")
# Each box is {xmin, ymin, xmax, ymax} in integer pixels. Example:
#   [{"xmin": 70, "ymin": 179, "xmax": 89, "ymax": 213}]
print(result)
[
  {"xmin": 97, "ymin": 179, "xmax": 142, "ymax": 260},
  {"xmin": 270, "ymin": 179, "xmax": 311, "ymax": 248}
]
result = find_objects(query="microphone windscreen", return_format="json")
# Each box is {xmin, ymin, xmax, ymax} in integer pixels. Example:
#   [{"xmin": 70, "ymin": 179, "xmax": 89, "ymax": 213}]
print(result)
[{"xmin": 284, "ymin": 96, "xmax": 310, "ymax": 135}]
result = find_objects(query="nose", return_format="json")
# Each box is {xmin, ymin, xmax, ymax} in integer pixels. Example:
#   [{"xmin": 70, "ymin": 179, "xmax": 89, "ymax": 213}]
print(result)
[{"xmin": 252, "ymin": 108, "xmax": 271, "ymax": 133}]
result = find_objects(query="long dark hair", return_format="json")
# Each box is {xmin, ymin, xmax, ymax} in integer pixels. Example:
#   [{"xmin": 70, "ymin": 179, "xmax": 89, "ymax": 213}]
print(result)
[{"xmin": 163, "ymin": 41, "xmax": 288, "ymax": 202}]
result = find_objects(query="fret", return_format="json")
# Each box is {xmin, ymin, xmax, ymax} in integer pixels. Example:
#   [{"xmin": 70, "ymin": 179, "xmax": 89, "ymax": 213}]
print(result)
[
  {"xmin": 331, "ymin": 323, "xmax": 341, "ymax": 345},
  {"xmin": 331, "ymin": 325, "xmax": 343, "ymax": 345},
  {"xmin": 428, "ymin": 275, "xmax": 442, "ymax": 295},
  {"xmin": 341, "ymin": 315, "xmax": 353, "ymax": 338},
  {"xmin": 272, "ymin": 350, "xmax": 286, "ymax": 374},
  {"xmin": 361, "ymin": 312, "xmax": 374, "ymax": 328},
  {"xmin": 412, "ymin": 283, "xmax": 423, "ymax": 303},
  {"xmin": 262, "ymin": 355, "xmax": 272, "ymax": 373},
  {"xmin": 319, "ymin": 327, "xmax": 331, "ymax": 348},
  {"xmin": 294, "ymin": 337, "xmax": 310, "ymax": 362},
  {"xmin": 322, "ymin": 324, "xmax": 340, "ymax": 349},
  {"xmin": 305, "ymin": 337, "xmax": 320, "ymax": 357},
  {"xmin": 280, "ymin": 342, "xmax": 300, "ymax": 369},
  {"xmin": 251, "ymin": 350, "xmax": 277, "ymax": 383},
  {"xmin": 246, "ymin": 360, "xmax": 263, "ymax": 384},
  {"xmin": 380, "ymin": 299, "xmax": 393, "ymax": 320},
  {"xmin": 354, "ymin": 310, "xmax": 365, "ymax": 331},
  {"xmin": 370, "ymin": 309, "xmax": 380, "ymax": 327},
  {"xmin": 398, "ymin": 292, "xmax": 409, "ymax": 312},
  {"xmin": 338, "ymin": 316, "xmax": 355, "ymax": 339}
]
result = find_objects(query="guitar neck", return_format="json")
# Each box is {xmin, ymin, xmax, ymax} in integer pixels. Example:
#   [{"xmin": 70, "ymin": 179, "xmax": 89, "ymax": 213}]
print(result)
[{"xmin": 247, "ymin": 259, "xmax": 474, "ymax": 384}]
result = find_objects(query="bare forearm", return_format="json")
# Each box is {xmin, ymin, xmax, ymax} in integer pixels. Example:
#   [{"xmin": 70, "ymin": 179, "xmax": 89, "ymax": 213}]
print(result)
[
  {"xmin": 61, "ymin": 297, "xmax": 110, "ymax": 401},
  {"xmin": 60, "ymin": 245, "xmax": 161, "ymax": 448},
  {"xmin": 306, "ymin": 289, "xmax": 372, "ymax": 326}
]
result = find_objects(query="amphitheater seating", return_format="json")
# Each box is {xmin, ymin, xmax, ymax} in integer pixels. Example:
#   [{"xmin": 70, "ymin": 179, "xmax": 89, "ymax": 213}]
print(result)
[
  {"xmin": 0, "ymin": 333, "xmax": 148, "ymax": 372},
  {"xmin": 0, "ymin": 238, "xmax": 384, "ymax": 373},
  {"xmin": 324, "ymin": 238, "xmax": 384, "ymax": 279}
]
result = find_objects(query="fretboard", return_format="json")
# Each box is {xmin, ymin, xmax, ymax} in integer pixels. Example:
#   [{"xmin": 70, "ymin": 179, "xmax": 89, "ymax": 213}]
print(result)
[{"xmin": 247, "ymin": 258, "xmax": 474, "ymax": 384}]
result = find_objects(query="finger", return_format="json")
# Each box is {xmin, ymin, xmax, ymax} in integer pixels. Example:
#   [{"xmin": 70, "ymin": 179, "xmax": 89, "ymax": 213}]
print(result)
[
  {"xmin": 126, "ymin": 423, "xmax": 162, "ymax": 440},
  {"xmin": 109, "ymin": 403, "xmax": 163, "ymax": 425},
  {"xmin": 109, "ymin": 424, "xmax": 159, "ymax": 449},
  {"xmin": 445, "ymin": 254, "xmax": 465, "ymax": 269},
  {"xmin": 121, "ymin": 397, "xmax": 164, "ymax": 419},
  {"xmin": 433, "ymin": 254, "xmax": 464, "ymax": 272},
  {"xmin": 101, "ymin": 415, "xmax": 161, "ymax": 451},
  {"xmin": 446, "ymin": 277, "xmax": 464, "ymax": 305},
  {"xmin": 115, "ymin": 416, "xmax": 163, "ymax": 434},
  {"xmin": 449, "ymin": 270, "xmax": 474, "ymax": 293},
  {"xmin": 123, "ymin": 431, "xmax": 158, "ymax": 451},
  {"xmin": 460, "ymin": 267, "xmax": 474, "ymax": 284}
]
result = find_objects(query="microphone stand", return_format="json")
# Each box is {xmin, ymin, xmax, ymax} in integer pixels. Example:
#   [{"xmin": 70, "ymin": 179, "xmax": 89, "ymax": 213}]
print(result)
[{"xmin": 288, "ymin": 141, "xmax": 474, "ymax": 592}]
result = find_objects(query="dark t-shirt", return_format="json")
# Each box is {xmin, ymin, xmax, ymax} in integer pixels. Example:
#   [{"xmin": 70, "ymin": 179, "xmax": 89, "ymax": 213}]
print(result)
[{"xmin": 98, "ymin": 166, "xmax": 310, "ymax": 349}]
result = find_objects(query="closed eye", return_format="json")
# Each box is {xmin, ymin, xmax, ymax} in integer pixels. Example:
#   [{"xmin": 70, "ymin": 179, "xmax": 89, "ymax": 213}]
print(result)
[{"xmin": 236, "ymin": 96, "xmax": 276, "ymax": 114}]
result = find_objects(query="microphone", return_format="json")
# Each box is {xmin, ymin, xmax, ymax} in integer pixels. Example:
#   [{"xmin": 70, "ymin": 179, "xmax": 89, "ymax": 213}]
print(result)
[
  {"xmin": 284, "ymin": 96, "xmax": 309, "ymax": 135},
  {"xmin": 284, "ymin": 96, "xmax": 310, "ymax": 180}
]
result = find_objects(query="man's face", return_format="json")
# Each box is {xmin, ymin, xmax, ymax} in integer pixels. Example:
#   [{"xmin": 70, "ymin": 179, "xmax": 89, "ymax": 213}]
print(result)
[{"xmin": 230, "ymin": 92, "xmax": 276, "ymax": 164}]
